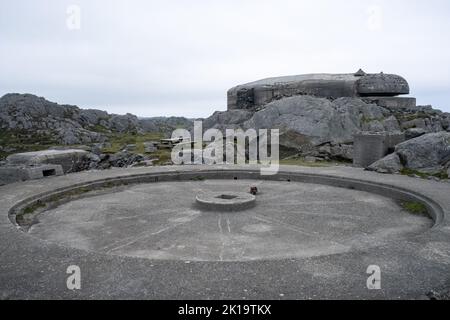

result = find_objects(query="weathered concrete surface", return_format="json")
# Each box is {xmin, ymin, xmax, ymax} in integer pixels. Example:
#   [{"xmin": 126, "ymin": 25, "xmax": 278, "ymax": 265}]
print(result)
[
  {"xmin": 353, "ymin": 132, "xmax": 405, "ymax": 168},
  {"xmin": 0, "ymin": 164, "xmax": 63, "ymax": 185},
  {"xmin": 6, "ymin": 149, "xmax": 89, "ymax": 173},
  {"xmin": 195, "ymin": 190, "xmax": 256, "ymax": 213},
  {"xmin": 227, "ymin": 72, "xmax": 410, "ymax": 111},
  {"xmin": 28, "ymin": 180, "xmax": 430, "ymax": 261},
  {"xmin": 1, "ymin": 165, "xmax": 450, "ymax": 300},
  {"xmin": 362, "ymin": 97, "xmax": 417, "ymax": 110}
]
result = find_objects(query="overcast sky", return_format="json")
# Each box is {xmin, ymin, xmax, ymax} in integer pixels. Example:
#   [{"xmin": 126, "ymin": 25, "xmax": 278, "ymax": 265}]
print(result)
[{"xmin": 1, "ymin": 0, "xmax": 450, "ymax": 117}]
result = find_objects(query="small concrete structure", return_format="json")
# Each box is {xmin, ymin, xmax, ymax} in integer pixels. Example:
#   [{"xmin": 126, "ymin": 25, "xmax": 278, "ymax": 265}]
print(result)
[
  {"xmin": 0, "ymin": 164, "xmax": 63, "ymax": 185},
  {"xmin": 158, "ymin": 137, "xmax": 185, "ymax": 149},
  {"xmin": 143, "ymin": 141, "xmax": 158, "ymax": 153},
  {"xmin": 353, "ymin": 132, "xmax": 405, "ymax": 168},
  {"xmin": 6, "ymin": 149, "xmax": 89, "ymax": 173},
  {"xmin": 196, "ymin": 191, "xmax": 256, "ymax": 211}
]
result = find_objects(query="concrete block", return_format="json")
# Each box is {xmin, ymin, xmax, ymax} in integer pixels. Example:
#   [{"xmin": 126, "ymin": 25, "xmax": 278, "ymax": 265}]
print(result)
[
  {"xmin": 0, "ymin": 164, "xmax": 63, "ymax": 185},
  {"xmin": 6, "ymin": 149, "xmax": 88, "ymax": 173},
  {"xmin": 362, "ymin": 97, "xmax": 417, "ymax": 110},
  {"xmin": 353, "ymin": 133, "xmax": 387, "ymax": 168},
  {"xmin": 353, "ymin": 132, "xmax": 405, "ymax": 168}
]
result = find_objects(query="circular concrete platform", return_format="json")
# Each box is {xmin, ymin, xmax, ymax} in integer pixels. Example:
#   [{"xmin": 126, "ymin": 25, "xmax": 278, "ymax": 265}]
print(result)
[
  {"xmin": 1, "ymin": 165, "xmax": 450, "ymax": 299},
  {"xmin": 195, "ymin": 190, "xmax": 256, "ymax": 212},
  {"xmin": 26, "ymin": 179, "xmax": 431, "ymax": 262}
]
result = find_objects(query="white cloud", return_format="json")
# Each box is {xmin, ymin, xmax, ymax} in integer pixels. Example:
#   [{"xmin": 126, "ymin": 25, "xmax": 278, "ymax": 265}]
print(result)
[{"xmin": 1, "ymin": 0, "xmax": 449, "ymax": 116}]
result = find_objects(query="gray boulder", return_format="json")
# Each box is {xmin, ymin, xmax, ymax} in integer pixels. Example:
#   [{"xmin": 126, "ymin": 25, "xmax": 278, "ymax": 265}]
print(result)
[
  {"xmin": 108, "ymin": 114, "xmax": 142, "ymax": 133},
  {"xmin": 203, "ymin": 110, "xmax": 253, "ymax": 132},
  {"xmin": 107, "ymin": 151, "xmax": 145, "ymax": 168},
  {"xmin": 382, "ymin": 116, "xmax": 401, "ymax": 132},
  {"xmin": 395, "ymin": 132, "xmax": 450, "ymax": 171},
  {"xmin": 203, "ymin": 95, "xmax": 406, "ymax": 154},
  {"xmin": 405, "ymin": 128, "xmax": 427, "ymax": 140},
  {"xmin": 367, "ymin": 153, "xmax": 403, "ymax": 174},
  {"xmin": 139, "ymin": 117, "xmax": 193, "ymax": 135},
  {"xmin": 242, "ymin": 96, "xmax": 388, "ymax": 148}
]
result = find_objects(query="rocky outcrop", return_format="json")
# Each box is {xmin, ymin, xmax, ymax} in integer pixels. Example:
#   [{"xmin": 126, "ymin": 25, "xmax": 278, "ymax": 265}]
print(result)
[
  {"xmin": 203, "ymin": 110, "xmax": 253, "ymax": 132},
  {"xmin": 396, "ymin": 132, "xmax": 450, "ymax": 172},
  {"xmin": 0, "ymin": 93, "xmax": 142, "ymax": 145},
  {"xmin": 368, "ymin": 132, "xmax": 450, "ymax": 175},
  {"xmin": 204, "ymin": 93, "xmax": 450, "ymax": 161},
  {"xmin": 0, "ymin": 93, "xmax": 194, "ymax": 148},
  {"xmin": 139, "ymin": 117, "xmax": 194, "ymax": 135}
]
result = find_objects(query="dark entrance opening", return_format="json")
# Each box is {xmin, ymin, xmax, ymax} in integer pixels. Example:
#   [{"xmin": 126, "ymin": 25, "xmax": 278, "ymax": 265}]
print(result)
[
  {"xmin": 216, "ymin": 194, "xmax": 238, "ymax": 200},
  {"xmin": 43, "ymin": 169, "xmax": 56, "ymax": 177}
]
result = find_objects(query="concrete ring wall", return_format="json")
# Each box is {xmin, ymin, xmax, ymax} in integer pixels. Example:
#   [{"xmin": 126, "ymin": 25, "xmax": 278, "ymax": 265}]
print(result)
[{"xmin": 8, "ymin": 168, "xmax": 445, "ymax": 230}]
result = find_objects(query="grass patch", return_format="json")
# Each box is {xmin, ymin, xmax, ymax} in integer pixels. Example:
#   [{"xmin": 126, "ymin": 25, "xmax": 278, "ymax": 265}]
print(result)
[
  {"xmin": 90, "ymin": 124, "xmax": 111, "ymax": 134},
  {"xmin": 191, "ymin": 176, "xmax": 206, "ymax": 181},
  {"xmin": 360, "ymin": 115, "xmax": 384, "ymax": 124},
  {"xmin": 400, "ymin": 201, "xmax": 429, "ymax": 216},
  {"xmin": 400, "ymin": 168, "xmax": 448, "ymax": 180},
  {"xmin": 150, "ymin": 149, "xmax": 172, "ymax": 165},
  {"xmin": 101, "ymin": 132, "xmax": 164, "ymax": 154},
  {"xmin": 280, "ymin": 158, "xmax": 343, "ymax": 168},
  {"xmin": 22, "ymin": 201, "xmax": 46, "ymax": 215},
  {"xmin": 0, "ymin": 129, "xmax": 58, "ymax": 160}
]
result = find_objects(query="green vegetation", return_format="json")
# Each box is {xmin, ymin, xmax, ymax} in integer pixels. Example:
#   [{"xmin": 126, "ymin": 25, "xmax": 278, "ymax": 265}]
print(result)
[
  {"xmin": 100, "ymin": 132, "xmax": 163, "ymax": 154},
  {"xmin": 191, "ymin": 176, "xmax": 206, "ymax": 181},
  {"xmin": 280, "ymin": 158, "xmax": 345, "ymax": 168},
  {"xmin": 400, "ymin": 168, "xmax": 448, "ymax": 180},
  {"xmin": 360, "ymin": 115, "xmax": 384, "ymax": 124},
  {"xmin": 150, "ymin": 149, "xmax": 172, "ymax": 165},
  {"xmin": 0, "ymin": 127, "xmax": 172, "ymax": 165},
  {"xmin": 100, "ymin": 130, "xmax": 173, "ymax": 165},
  {"xmin": 0, "ymin": 129, "xmax": 58, "ymax": 160},
  {"xmin": 393, "ymin": 111, "xmax": 431, "ymax": 125},
  {"xmin": 400, "ymin": 201, "xmax": 429, "ymax": 216},
  {"xmin": 23, "ymin": 201, "xmax": 46, "ymax": 215},
  {"xmin": 90, "ymin": 124, "xmax": 110, "ymax": 134}
]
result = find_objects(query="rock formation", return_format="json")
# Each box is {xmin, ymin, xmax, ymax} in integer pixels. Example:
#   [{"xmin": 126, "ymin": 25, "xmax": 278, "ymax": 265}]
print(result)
[
  {"xmin": 369, "ymin": 132, "xmax": 450, "ymax": 175},
  {"xmin": 205, "ymin": 70, "xmax": 450, "ymax": 162},
  {"xmin": 0, "ymin": 93, "xmax": 193, "ymax": 147}
]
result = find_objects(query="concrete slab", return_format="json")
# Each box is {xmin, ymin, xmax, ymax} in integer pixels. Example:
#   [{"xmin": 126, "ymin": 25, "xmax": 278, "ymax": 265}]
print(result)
[
  {"xmin": 27, "ymin": 180, "xmax": 431, "ymax": 262},
  {"xmin": 1, "ymin": 165, "xmax": 450, "ymax": 299}
]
